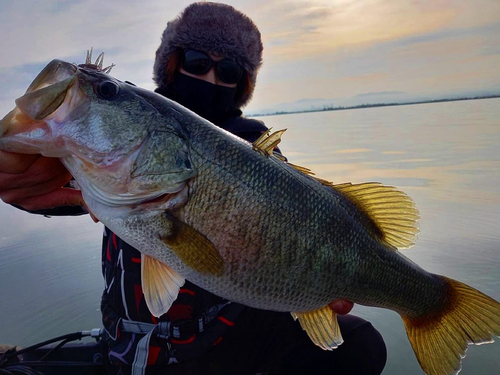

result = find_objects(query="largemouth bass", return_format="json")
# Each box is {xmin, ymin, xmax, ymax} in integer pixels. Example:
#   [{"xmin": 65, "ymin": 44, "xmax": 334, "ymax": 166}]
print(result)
[{"xmin": 1, "ymin": 58, "xmax": 499, "ymax": 375}]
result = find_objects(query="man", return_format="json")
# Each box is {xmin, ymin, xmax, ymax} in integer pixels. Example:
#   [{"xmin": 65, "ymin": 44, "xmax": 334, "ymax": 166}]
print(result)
[{"xmin": 0, "ymin": 3, "xmax": 386, "ymax": 374}]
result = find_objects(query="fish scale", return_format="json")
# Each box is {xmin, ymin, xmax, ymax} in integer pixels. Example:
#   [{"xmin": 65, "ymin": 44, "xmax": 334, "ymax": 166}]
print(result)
[
  {"xmin": 1, "ymin": 58, "xmax": 499, "ymax": 375},
  {"xmin": 174, "ymin": 118, "xmax": 437, "ymax": 314}
]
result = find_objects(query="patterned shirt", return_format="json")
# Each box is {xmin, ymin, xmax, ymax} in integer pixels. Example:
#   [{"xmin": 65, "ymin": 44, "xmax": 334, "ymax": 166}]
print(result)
[{"xmin": 100, "ymin": 114, "xmax": 271, "ymax": 366}]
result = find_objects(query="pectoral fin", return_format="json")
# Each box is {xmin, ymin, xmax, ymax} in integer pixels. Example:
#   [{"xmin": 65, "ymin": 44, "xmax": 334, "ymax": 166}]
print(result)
[
  {"xmin": 141, "ymin": 254, "xmax": 185, "ymax": 317},
  {"xmin": 291, "ymin": 306, "xmax": 343, "ymax": 350},
  {"xmin": 160, "ymin": 214, "xmax": 224, "ymax": 276}
]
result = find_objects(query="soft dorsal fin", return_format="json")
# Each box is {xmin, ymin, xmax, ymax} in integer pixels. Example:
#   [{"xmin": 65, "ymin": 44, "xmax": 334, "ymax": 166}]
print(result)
[
  {"xmin": 141, "ymin": 254, "xmax": 185, "ymax": 317},
  {"xmin": 332, "ymin": 182, "xmax": 419, "ymax": 249},
  {"xmin": 286, "ymin": 162, "xmax": 315, "ymax": 175},
  {"xmin": 254, "ymin": 131, "xmax": 419, "ymax": 249}
]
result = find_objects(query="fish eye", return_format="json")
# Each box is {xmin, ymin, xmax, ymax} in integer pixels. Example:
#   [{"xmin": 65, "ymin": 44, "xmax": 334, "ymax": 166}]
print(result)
[{"xmin": 97, "ymin": 81, "xmax": 119, "ymax": 99}]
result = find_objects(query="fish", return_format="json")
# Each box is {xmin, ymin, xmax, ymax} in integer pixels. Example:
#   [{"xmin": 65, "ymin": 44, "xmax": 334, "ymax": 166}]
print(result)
[{"xmin": 1, "ymin": 57, "xmax": 499, "ymax": 375}]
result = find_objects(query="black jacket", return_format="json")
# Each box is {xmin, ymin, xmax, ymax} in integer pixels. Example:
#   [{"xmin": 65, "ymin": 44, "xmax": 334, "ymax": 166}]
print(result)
[
  {"xmin": 17, "ymin": 109, "xmax": 273, "ymax": 365},
  {"xmin": 101, "ymin": 112, "xmax": 270, "ymax": 365}
]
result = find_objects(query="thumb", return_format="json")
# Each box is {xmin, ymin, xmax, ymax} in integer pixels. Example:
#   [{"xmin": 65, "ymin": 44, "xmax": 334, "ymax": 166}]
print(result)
[
  {"xmin": 81, "ymin": 201, "xmax": 100, "ymax": 223},
  {"xmin": 21, "ymin": 188, "xmax": 85, "ymax": 211},
  {"xmin": 54, "ymin": 189, "xmax": 100, "ymax": 223},
  {"xmin": 52, "ymin": 188, "xmax": 85, "ymax": 207},
  {"xmin": 328, "ymin": 300, "xmax": 354, "ymax": 315}
]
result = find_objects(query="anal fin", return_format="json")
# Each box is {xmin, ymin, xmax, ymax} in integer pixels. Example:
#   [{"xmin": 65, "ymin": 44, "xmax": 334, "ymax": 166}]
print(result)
[
  {"xmin": 141, "ymin": 254, "xmax": 185, "ymax": 317},
  {"xmin": 291, "ymin": 306, "xmax": 343, "ymax": 350}
]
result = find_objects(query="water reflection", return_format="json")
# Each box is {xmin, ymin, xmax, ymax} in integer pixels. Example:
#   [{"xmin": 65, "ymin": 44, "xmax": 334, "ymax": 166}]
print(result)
[
  {"xmin": 264, "ymin": 98, "xmax": 500, "ymax": 374},
  {"xmin": 0, "ymin": 98, "xmax": 498, "ymax": 374}
]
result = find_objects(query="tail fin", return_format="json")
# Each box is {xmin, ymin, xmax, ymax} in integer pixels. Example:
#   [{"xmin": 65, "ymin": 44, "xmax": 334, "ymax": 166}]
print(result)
[{"xmin": 402, "ymin": 277, "xmax": 500, "ymax": 375}]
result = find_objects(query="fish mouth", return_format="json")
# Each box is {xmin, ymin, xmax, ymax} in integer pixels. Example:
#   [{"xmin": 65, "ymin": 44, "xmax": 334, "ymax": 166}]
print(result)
[
  {"xmin": 78, "ymin": 168, "xmax": 188, "ymax": 210},
  {"xmin": 0, "ymin": 60, "xmax": 80, "ymax": 150},
  {"xmin": 26, "ymin": 59, "xmax": 78, "ymax": 94},
  {"xmin": 15, "ymin": 76, "xmax": 77, "ymax": 121},
  {"xmin": 16, "ymin": 60, "xmax": 78, "ymax": 121},
  {"xmin": 1, "ymin": 58, "xmax": 192, "ymax": 209}
]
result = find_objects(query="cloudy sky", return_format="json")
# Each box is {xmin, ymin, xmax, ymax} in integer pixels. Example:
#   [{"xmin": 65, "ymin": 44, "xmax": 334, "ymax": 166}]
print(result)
[{"xmin": 0, "ymin": 0, "xmax": 499, "ymax": 114}]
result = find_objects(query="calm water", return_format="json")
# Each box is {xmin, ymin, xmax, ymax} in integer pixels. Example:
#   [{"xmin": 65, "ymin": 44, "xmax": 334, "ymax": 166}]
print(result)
[{"xmin": 1, "ymin": 98, "xmax": 499, "ymax": 374}]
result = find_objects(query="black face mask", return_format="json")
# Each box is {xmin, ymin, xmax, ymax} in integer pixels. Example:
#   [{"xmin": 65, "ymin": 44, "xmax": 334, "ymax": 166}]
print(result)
[{"xmin": 161, "ymin": 71, "xmax": 238, "ymax": 123}]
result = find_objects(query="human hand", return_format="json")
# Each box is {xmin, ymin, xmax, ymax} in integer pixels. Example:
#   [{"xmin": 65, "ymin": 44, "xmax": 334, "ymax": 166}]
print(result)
[
  {"xmin": 328, "ymin": 299, "xmax": 354, "ymax": 315},
  {"xmin": 0, "ymin": 150, "xmax": 84, "ymax": 211}
]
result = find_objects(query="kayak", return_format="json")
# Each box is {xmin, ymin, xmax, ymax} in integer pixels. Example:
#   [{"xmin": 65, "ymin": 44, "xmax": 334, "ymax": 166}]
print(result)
[{"xmin": 0, "ymin": 329, "xmax": 112, "ymax": 375}]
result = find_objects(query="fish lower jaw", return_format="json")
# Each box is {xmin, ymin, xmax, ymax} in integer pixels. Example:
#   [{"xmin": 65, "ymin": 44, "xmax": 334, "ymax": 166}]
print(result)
[
  {"xmin": 84, "ymin": 189, "xmax": 176, "ymax": 211},
  {"xmin": 81, "ymin": 181, "xmax": 190, "ymax": 221}
]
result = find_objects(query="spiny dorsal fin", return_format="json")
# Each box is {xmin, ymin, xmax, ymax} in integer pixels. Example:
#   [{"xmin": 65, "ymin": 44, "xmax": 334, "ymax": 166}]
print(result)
[
  {"xmin": 141, "ymin": 254, "xmax": 185, "ymax": 317},
  {"xmin": 80, "ymin": 48, "xmax": 115, "ymax": 73},
  {"xmin": 85, "ymin": 48, "xmax": 93, "ymax": 65},
  {"xmin": 252, "ymin": 128, "xmax": 287, "ymax": 157},
  {"xmin": 333, "ymin": 182, "xmax": 420, "ymax": 249},
  {"xmin": 286, "ymin": 162, "xmax": 337, "ymax": 187},
  {"xmin": 95, "ymin": 52, "xmax": 105, "ymax": 70},
  {"xmin": 291, "ymin": 306, "xmax": 343, "ymax": 350},
  {"xmin": 287, "ymin": 162, "xmax": 315, "ymax": 176}
]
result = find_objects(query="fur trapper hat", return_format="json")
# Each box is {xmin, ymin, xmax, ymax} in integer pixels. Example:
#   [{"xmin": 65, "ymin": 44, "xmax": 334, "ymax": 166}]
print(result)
[{"xmin": 153, "ymin": 2, "xmax": 263, "ymax": 108}]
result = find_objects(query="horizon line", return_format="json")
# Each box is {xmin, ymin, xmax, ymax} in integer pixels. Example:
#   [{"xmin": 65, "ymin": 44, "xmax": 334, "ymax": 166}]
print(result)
[{"xmin": 248, "ymin": 94, "xmax": 500, "ymax": 117}]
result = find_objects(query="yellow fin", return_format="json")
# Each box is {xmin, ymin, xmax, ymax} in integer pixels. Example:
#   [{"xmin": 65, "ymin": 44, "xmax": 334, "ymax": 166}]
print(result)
[
  {"xmin": 284, "ymin": 160, "xmax": 337, "ymax": 186},
  {"xmin": 160, "ymin": 215, "xmax": 224, "ymax": 276},
  {"xmin": 291, "ymin": 306, "xmax": 343, "ymax": 350},
  {"xmin": 333, "ymin": 182, "xmax": 419, "ymax": 249},
  {"xmin": 287, "ymin": 162, "xmax": 315, "ymax": 176},
  {"xmin": 141, "ymin": 254, "xmax": 185, "ymax": 317},
  {"xmin": 402, "ymin": 276, "xmax": 500, "ymax": 375},
  {"xmin": 252, "ymin": 128, "xmax": 287, "ymax": 157}
]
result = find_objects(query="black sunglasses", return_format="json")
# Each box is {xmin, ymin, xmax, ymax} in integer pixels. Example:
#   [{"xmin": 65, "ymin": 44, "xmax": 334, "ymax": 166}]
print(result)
[{"xmin": 181, "ymin": 49, "xmax": 243, "ymax": 85}]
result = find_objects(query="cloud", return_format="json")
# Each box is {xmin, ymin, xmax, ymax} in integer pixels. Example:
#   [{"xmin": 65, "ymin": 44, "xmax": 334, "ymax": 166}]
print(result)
[
  {"xmin": 253, "ymin": 0, "xmax": 500, "ymax": 67},
  {"xmin": 247, "ymin": 6, "xmax": 500, "ymax": 111},
  {"xmin": 481, "ymin": 47, "xmax": 500, "ymax": 57},
  {"xmin": 0, "ymin": 0, "xmax": 194, "ymax": 68},
  {"xmin": 388, "ymin": 21, "xmax": 500, "ymax": 49},
  {"xmin": 0, "ymin": 0, "xmax": 200, "ymax": 111},
  {"xmin": 256, "ymin": 1, "xmax": 332, "ymax": 51},
  {"xmin": 0, "ymin": 62, "xmax": 50, "ymax": 115},
  {"xmin": 0, "ymin": 63, "xmax": 46, "ymax": 99},
  {"xmin": 255, "ymin": 0, "xmax": 458, "ymax": 62},
  {"xmin": 1, "ymin": 0, "xmax": 499, "ymax": 115}
]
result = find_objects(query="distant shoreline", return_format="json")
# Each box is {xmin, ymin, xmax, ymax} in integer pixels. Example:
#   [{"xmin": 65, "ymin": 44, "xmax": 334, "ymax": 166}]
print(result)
[{"xmin": 249, "ymin": 95, "xmax": 500, "ymax": 117}]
